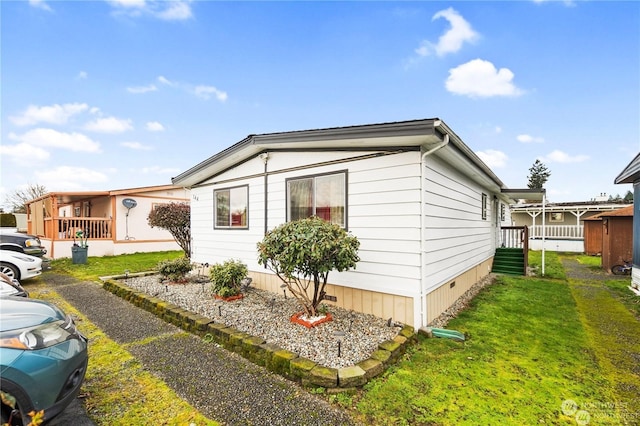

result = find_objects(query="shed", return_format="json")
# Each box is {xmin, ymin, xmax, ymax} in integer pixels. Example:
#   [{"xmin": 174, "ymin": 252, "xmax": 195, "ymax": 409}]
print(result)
[
  {"xmin": 583, "ymin": 215, "xmax": 603, "ymax": 256},
  {"xmin": 599, "ymin": 205, "xmax": 633, "ymax": 273}
]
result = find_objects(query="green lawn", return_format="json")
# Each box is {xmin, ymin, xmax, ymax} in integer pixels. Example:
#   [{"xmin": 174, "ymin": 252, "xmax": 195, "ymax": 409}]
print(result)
[
  {"xmin": 353, "ymin": 252, "xmax": 638, "ymax": 425},
  {"xmin": 49, "ymin": 250, "xmax": 183, "ymax": 281}
]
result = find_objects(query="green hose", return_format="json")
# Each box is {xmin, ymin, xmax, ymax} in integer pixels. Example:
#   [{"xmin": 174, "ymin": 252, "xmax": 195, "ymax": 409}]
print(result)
[{"xmin": 429, "ymin": 327, "xmax": 466, "ymax": 342}]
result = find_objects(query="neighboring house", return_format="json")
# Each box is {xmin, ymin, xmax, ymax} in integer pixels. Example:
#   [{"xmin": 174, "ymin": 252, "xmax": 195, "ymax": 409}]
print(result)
[
  {"xmin": 614, "ymin": 153, "xmax": 640, "ymax": 294},
  {"xmin": 510, "ymin": 199, "xmax": 632, "ymax": 253},
  {"xmin": 172, "ymin": 118, "xmax": 534, "ymax": 329},
  {"xmin": 26, "ymin": 185, "xmax": 189, "ymax": 259}
]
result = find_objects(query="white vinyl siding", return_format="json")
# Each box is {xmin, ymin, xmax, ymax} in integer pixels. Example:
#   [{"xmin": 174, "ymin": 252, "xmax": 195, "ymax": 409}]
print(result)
[
  {"xmin": 191, "ymin": 150, "xmax": 423, "ymax": 298},
  {"xmin": 423, "ymin": 154, "xmax": 496, "ymax": 292}
]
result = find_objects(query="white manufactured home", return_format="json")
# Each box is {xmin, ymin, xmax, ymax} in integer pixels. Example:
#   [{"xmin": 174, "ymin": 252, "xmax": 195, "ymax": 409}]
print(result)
[{"xmin": 173, "ymin": 118, "xmax": 526, "ymax": 329}]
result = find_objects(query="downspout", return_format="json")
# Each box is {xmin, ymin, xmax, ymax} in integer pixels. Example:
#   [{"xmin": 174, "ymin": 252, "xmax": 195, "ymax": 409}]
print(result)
[
  {"xmin": 260, "ymin": 152, "xmax": 269, "ymax": 235},
  {"xmin": 419, "ymin": 133, "xmax": 450, "ymax": 328}
]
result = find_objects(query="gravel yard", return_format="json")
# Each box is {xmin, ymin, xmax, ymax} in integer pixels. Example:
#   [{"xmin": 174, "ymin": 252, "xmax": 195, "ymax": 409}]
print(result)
[{"xmin": 122, "ymin": 275, "xmax": 400, "ymax": 369}]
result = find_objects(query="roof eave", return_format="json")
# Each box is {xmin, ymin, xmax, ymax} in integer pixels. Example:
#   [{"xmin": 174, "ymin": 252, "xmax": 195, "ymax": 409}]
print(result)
[
  {"xmin": 614, "ymin": 152, "xmax": 640, "ymax": 184},
  {"xmin": 172, "ymin": 119, "xmax": 443, "ymax": 188}
]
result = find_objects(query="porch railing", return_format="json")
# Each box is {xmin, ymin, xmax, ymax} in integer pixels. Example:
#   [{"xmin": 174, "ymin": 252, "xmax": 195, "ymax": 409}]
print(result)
[
  {"xmin": 46, "ymin": 218, "xmax": 113, "ymax": 240},
  {"xmin": 529, "ymin": 225, "xmax": 584, "ymax": 240},
  {"xmin": 500, "ymin": 226, "xmax": 529, "ymax": 250}
]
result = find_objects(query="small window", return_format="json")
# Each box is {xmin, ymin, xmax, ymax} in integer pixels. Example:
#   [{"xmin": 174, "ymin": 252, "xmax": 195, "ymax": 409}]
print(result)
[
  {"xmin": 550, "ymin": 212, "xmax": 564, "ymax": 222},
  {"xmin": 481, "ymin": 193, "xmax": 488, "ymax": 220},
  {"xmin": 287, "ymin": 171, "xmax": 346, "ymax": 227},
  {"xmin": 214, "ymin": 186, "xmax": 248, "ymax": 229}
]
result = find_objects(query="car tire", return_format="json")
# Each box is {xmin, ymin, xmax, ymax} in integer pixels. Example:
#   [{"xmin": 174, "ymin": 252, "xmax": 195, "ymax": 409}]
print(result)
[
  {"xmin": 0, "ymin": 379, "xmax": 32, "ymax": 426},
  {"xmin": 0, "ymin": 263, "xmax": 20, "ymax": 281}
]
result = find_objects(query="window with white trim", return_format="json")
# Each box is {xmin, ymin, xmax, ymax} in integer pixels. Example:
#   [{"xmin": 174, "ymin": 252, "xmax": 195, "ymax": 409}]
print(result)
[
  {"xmin": 214, "ymin": 186, "xmax": 248, "ymax": 229},
  {"xmin": 481, "ymin": 193, "xmax": 488, "ymax": 220},
  {"xmin": 287, "ymin": 171, "xmax": 346, "ymax": 227}
]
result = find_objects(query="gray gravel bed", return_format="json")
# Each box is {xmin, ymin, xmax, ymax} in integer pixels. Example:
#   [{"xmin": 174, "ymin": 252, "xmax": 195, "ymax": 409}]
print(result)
[{"xmin": 123, "ymin": 275, "xmax": 400, "ymax": 369}]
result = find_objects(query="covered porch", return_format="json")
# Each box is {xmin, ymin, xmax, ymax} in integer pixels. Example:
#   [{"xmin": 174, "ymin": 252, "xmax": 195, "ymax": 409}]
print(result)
[{"xmin": 27, "ymin": 185, "xmax": 189, "ymax": 259}]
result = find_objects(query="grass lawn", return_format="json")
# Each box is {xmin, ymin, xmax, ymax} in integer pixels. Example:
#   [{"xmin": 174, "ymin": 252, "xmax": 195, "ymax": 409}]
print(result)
[
  {"xmin": 353, "ymin": 252, "xmax": 638, "ymax": 425},
  {"xmin": 48, "ymin": 250, "xmax": 184, "ymax": 281}
]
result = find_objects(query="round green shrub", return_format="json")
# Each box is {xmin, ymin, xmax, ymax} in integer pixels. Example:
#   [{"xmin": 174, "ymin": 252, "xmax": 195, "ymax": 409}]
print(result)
[
  {"xmin": 210, "ymin": 259, "xmax": 248, "ymax": 297},
  {"xmin": 157, "ymin": 256, "xmax": 193, "ymax": 282}
]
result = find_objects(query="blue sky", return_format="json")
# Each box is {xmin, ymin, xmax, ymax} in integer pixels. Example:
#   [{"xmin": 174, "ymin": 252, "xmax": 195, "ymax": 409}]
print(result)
[{"xmin": 1, "ymin": 0, "xmax": 638, "ymax": 209}]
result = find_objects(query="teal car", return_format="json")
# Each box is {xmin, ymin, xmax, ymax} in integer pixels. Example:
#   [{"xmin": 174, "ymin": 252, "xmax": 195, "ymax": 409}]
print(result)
[{"xmin": 0, "ymin": 297, "xmax": 88, "ymax": 425}]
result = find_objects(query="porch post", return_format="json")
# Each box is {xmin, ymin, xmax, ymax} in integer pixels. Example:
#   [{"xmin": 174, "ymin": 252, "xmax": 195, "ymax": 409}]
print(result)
[{"xmin": 542, "ymin": 194, "xmax": 546, "ymax": 276}]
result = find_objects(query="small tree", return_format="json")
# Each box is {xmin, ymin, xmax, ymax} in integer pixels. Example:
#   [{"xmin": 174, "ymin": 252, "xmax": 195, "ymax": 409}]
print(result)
[
  {"xmin": 527, "ymin": 159, "xmax": 551, "ymax": 190},
  {"xmin": 257, "ymin": 216, "xmax": 360, "ymax": 318},
  {"xmin": 148, "ymin": 202, "xmax": 191, "ymax": 258}
]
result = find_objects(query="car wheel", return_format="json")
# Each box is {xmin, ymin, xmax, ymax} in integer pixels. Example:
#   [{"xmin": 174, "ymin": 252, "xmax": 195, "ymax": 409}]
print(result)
[
  {"xmin": 1, "ymin": 380, "xmax": 33, "ymax": 426},
  {"xmin": 0, "ymin": 404, "xmax": 22, "ymax": 426},
  {"xmin": 0, "ymin": 263, "xmax": 20, "ymax": 281}
]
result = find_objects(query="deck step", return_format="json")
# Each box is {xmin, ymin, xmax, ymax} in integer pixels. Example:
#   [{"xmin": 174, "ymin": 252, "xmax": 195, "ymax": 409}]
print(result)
[{"xmin": 492, "ymin": 248, "xmax": 525, "ymax": 275}]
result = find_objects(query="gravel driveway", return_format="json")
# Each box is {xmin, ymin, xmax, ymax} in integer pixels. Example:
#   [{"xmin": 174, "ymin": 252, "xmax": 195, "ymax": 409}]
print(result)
[{"xmin": 44, "ymin": 273, "xmax": 362, "ymax": 426}]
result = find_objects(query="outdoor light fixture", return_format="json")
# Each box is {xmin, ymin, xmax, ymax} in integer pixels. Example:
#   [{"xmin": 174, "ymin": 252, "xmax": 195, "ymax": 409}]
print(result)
[
  {"xmin": 124, "ymin": 269, "xmax": 129, "ymax": 279},
  {"xmin": 348, "ymin": 312, "xmax": 356, "ymax": 332},
  {"xmin": 280, "ymin": 284, "xmax": 287, "ymax": 299},
  {"xmin": 333, "ymin": 330, "xmax": 345, "ymax": 357},
  {"xmin": 271, "ymin": 297, "xmax": 276, "ymax": 312}
]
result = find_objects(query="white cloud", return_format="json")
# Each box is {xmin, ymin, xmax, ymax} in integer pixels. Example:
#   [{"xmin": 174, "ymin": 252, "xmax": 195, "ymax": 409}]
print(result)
[
  {"xmin": 121, "ymin": 141, "xmax": 153, "ymax": 151},
  {"xmin": 157, "ymin": 76, "xmax": 228, "ymax": 102},
  {"xmin": 540, "ymin": 150, "xmax": 589, "ymax": 163},
  {"xmin": 158, "ymin": 75, "xmax": 173, "ymax": 86},
  {"xmin": 415, "ymin": 8, "xmax": 479, "ymax": 57},
  {"xmin": 77, "ymin": 71, "xmax": 88, "ymax": 80},
  {"xmin": 108, "ymin": 0, "xmax": 146, "ymax": 8},
  {"xmin": 127, "ymin": 84, "xmax": 158, "ymax": 94},
  {"xmin": 194, "ymin": 85, "xmax": 228, "ymax": 101},
  {"xmin": 495, "ymin": 126, "xmax": 502, "ymax": 134},
  {"xmin": 84, "ymin": 117, "xmax": 133, "ymax": 133},
  {"xmin": 35, "ymin": 167, "xmax": 109, "ymax": 191},
  {"xmin": 156, "ymin": 1, "xmax": 192, "ymax": 21},
  {"xmin": 476, "ymin": 149, "xmax": 508, "ymax": 168},
  {"xmin": 146, "ymin": 121, "xmax": 165, "ymax": 132},
  {"xmin": 8, "ymin": 128, "xmax": 101, "ymax": 152},
  {"xmin": 517, "ymin": 134, "xmax": 544, "ymax": 143},
  {"xmin": 445, "ymin": 59, "xmax": 524, "ymax": 98},
  {"xmin": 0, "ymin": 143, "xmax": 50, "ymax": 166},
  {"xmin": 10, "ymin": 103, "xmax": 89, "ymax": 126},
  {"xmin": 29, "ymin": 0, "xmax": 52, "ymax": 12},
  {"xmin": 107, "ymin": 0, "xmax": 193, "ymax": 21}
]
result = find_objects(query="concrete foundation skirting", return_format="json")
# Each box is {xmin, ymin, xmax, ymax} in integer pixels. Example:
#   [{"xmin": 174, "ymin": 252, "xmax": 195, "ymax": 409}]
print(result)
[{"xmin": 101, "ymin": 279, "xmax": 416, "ymax": 389}]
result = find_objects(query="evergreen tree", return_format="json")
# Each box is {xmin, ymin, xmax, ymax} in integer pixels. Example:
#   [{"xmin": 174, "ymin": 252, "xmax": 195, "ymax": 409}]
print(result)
[{"xmin": 527, "ymin": 159, "xmax": 551, "ymax": 189}]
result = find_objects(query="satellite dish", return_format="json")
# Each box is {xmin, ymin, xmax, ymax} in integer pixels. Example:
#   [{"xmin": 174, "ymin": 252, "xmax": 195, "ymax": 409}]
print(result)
[
  {"xmin": 122, "ymin": 198, "xmax": 137, "ymax": 240},
  {"xmin": 122, "ymin": 198, "xmax": 137, "ymax": 209}
]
